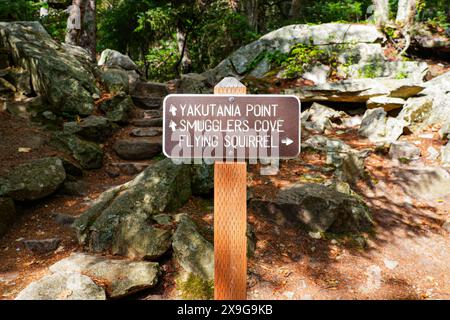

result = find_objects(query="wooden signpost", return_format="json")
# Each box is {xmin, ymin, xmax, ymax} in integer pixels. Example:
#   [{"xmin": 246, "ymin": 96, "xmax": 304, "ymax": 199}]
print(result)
[{"xmin": 163, "ymin": 77, "xmax": 301, "ymax": 300}]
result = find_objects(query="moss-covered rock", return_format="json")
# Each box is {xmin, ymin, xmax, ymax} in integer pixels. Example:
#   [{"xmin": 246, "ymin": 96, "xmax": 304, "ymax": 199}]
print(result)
[
  {"xmin": 0, "ymin": 22, "xmax": 99, "ymax": 116},
  {"xmin": 0, "ymin": 157, "xmax": 66, "ymax": 201},
  {"xmin": 51, "ymin": 133, "xmax": 103, "ymax": 170},
  {"xmin": 172, "ymin": 214, "xmax": 214, "ymax": 281},
  {"xmin": 63, "ymin": 115, "xmax": 117, "ymax": 142},
  {"xmin": 100, "ymin": 95, "xmax": 133, "ymax": 123},
  {"xmin": 101, "ymin": 68, "xmax": 129, "ymax": 94},
  {"xmin": 74, "ymin": 159, "xmax": 192, "ymax": 256}
]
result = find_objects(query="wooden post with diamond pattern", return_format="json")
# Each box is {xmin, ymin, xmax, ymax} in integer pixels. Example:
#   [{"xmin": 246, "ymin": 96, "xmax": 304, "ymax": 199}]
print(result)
[{"xmin": 214, "ymin": 77, "xmax": 247, "ymax": 300}]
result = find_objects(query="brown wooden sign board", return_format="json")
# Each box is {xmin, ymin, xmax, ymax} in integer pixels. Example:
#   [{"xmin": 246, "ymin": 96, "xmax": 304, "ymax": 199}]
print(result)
[{"xmin": 163, "ymin": 94, "xmax": 301, "ymax": 160}]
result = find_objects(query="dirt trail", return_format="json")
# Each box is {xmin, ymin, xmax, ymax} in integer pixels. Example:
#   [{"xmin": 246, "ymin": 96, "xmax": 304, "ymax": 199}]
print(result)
[{"xmin": 0, "ymin": 111, "xmax": 449, "ymax": 300}]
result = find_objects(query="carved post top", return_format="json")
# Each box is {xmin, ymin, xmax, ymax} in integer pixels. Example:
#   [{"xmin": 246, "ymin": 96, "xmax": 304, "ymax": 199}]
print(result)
[{"xmin": 214, "ymin": 77, "xmax": 247, "ymax": 94}]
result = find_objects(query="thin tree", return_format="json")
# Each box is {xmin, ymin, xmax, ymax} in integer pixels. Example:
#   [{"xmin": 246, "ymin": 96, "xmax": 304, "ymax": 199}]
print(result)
[
  {"xmin": 396, "ymin": 0, "xmax": 417, "ymax": 28},
  {"xmin": 372, "ymin": 0, "xmax": 389, "ymax": 25},
  {"xmin": 66, "ymin": 0, "xmax": 97, "ymax": 59}
]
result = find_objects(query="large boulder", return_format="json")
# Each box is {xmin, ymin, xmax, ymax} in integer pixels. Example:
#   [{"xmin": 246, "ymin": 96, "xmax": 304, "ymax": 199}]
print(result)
[
  {"xmin": 51, "ymin": 133, "xmax": 104, "ymax": 170},
  {"xmin": 0, "ymin": 157, "xmax": 66, "ymax": 201},
  {"xmin": 284, "ymin": 78, "xmax": 424, "ymax": 103},
  {"xmin": 303, "ymin": 135, "xmax": 368, "ymax": 183},
  {"xmin": 396, "ymin": 72, "xmax": 450, "ymax": 133},
  {"xmin": 63, "ymin": 116, "xmax": 117, "ymax": 142},
  {"xmin": 301, "ymin": 103, "xmax": 346, "ymax": 133},
  {"xmin": 113, "ymin": 138, "xmax": 162, "ymax": 161},
  {"xmin": 49, "ymin": 253, "xmax": 160, "ymax": 298},
  {"xmin": 251, "ymin": 183, "xmax": 373, "ymax": 233},
  {"xmin": 0, "ymin": 197, "xmax": 15, "ymax": 237},
  {"xmin": 359, "ymin": 108, "xmax": 406, "ymax": 144},
  {"xmin": 15, "ymin": 272, "xmax": 106, "ymax": 300},
  {"xmin": 191, "ymin": 164, "xmax": 214, "ymax": 196},
  {"xmin": 74, "ymin": 159, "xmax": 192, "ymax": 256},
  {"xmin": 205, "ymin": 23, "xmax": 385, "ymax": 81},
  {"xmin": 98, "ymin": 49, "xmax": 138, "ymax": 70},
  {"xmin": 0, "ymin": 22, "xmax": 99, "ymax": 116},
  {"xmin": 99, "ymin": 95, "xmax": 133, "ymax": 123},
  {"xmin": 389, "ymin": 141, "xmax": 421, "ymax": 161},
  {"xmin": 345, "ymin": 61, "xmax": 428, "ymax": 81},
  {"xmin": 101, "ymin": 68, "xmax": 129, "ymax": 94},
  {"xmin": 172, "ymin": 214, "xmax": 214, "ymax": 281}
]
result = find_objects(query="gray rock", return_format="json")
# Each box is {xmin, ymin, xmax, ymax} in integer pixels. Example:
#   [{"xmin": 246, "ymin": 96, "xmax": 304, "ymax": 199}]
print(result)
[
  {"xmin": 100, "ymin": 95, "xmax": 133, "ymax": 123},
  {"xmin": 74, "ymin": 159, "xmax": 192, "ymax": 255},
  {"xmin": 389, "ymin": 166, "xmax": 450, "ymax": 200},
  {"xmin": 131, "ymin": 81, "xmax": 168, "ymax": 97},
  {"xmin": 177, "ymin": 73, "xmax": 211, "ymax": 94},
  {"xmin": 251, "ymin": 183, "xmax": 373, "ymax": 233},
  {"xmin": 172, "ymin": 214, "xmax": 214, "ymax": 281},
  {"xmin": 3, "ymin": 67, "xmax": 32, "ymax": 95},
  {"xmin": 366, "ymin": 96, "xmax": 405, "ymax": 112},
  {"xmin": 191, "ymin": 164, "xmax": 214, "ymax": 196},
  {"xmin": 113, "ymin": 139, "xmax": 162, "ymax": 160},
  {"xmin": 112, "ymin": 212, "xmax": 172, "ymax": 260},
  {"xmin": 98, "ymin": 49, "xmax": 137, "ymax": 70},
  {"xmin": 359, "ymin": 108, "xmax": 406, "ymax": 143},
  {"xmin": 301, "ymin": 103, "xmax": 346, "ymax": 133},
  {"xmin": 0, "ymin": 157, "xmax": 66, "ymax": 201},
  {"xmin": 0, "ymin": 22, "xmax": 98, "ymax": 116},
  {"xmin": 284, "ymin": 78, "xmax": 424, "ymax": 103},
  {"xmin": 301, "ymin": 64, "xmax": 330, "ymax": 84},
  {"xmin": 130, "ymin": 118, "xmax": 163, "ymax": 127},
  {"xmin": 0, "ymin": 197, "xmax": 15, "ymax": 237},
  {"xmin": 23, "ymin": 238, "xmax": 61, "ymax": 254},
  {"xmin": 49, "ymin": 253, "xmax": 160, "ymax": 298},
  {"xmin": 51, "ymin": 133, "xmax": 103, "ymax": 170},
  {"xmin": 346, "ymin": 61, "xmax": 428, "ymax": 81},
  {"xmin": 396, "ymin": 96, "xmax": 434, "ymax": 133},
  {"xmin": 131, "ymin": 128, "xmax": 161, "ymax": 137},
  {"xmin": 64, "ymin": 116, "xmax": 116, "ymax": 142},
  {"xmin": 15, "ymin": 272, "xmax": 106, "ymax": 300},
  {"xmin": 206, "ymin": 23, "xmax": 385, "ymax": 81},
  {"xmin": 389, "ymin": 141, "xmax": 421, "ymax": 161},
  {"xmin": 101, "ymin": 68, "xmax": 129, "ymax": 94}
]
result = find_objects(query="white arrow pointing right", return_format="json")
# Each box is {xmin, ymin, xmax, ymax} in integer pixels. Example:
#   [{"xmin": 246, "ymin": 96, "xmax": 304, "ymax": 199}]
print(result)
[{"xmin": 281, "ymin": 137, "xmax": 294, "ymax": 146}]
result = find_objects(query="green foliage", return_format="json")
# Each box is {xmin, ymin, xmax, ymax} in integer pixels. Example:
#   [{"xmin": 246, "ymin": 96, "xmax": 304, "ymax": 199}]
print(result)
[
  {"xmin": 281, "ymin": 43, "xmax": 327, "ymax": 78},
  {"xmin": 145, "ymin": 38, "xmax": 179, "ymax": 81},
  {"xmin": 176, "ymin": 273, "xmax": 214, "ymax": 300},
  {"xmin": 358, "ymin": 62, "xmax": 383, "ymax": 78},
  {"xmin": 302, "ymin": 0, "xmax": 368, "ymax": 24},
  {"xmin": 0, "ymin": 0, "xmax": 37, "ymax": 21}
]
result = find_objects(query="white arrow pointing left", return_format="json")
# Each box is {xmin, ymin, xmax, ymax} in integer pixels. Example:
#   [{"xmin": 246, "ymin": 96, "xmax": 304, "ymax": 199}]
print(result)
[
  {"xmin": 169, "ymin": 120, "xmax": 177, "ymax": 132},
  {"xmin": 281, "ymin": 137, "xmax": 294, "ymax": 146}
]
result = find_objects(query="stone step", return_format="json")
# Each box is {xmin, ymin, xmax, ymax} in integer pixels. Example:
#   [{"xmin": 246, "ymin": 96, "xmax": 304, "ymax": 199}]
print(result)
[
  {"xmin": 130, "ymin": 128, "xmax": 162, "ymax": 137},
  {"xmin": 130, "ymin": 117, "xmax": 163, "ymax": 127},
  {"xmin": 113, "ymin": 137, "xmax": 162, "ymax": 161},
  {"xmin": 131, "ymin": 81, "xmax": 168, "ymax": 97},
  {"xmin": 131, "ymin": 96, "xmax": 162, "ymax": 110}
]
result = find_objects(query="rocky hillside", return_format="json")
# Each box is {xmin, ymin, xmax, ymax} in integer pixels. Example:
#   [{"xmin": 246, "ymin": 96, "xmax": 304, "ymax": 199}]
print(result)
[{"xmin": 0, "ymin": 21, "xmax": 449, "ymax": 300}]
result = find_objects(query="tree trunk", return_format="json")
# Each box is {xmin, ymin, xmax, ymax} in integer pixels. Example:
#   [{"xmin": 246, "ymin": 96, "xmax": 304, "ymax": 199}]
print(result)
[
  {"xmin": 396, "ymin": 0, "xmax": 417, "ymax": 28},
  {"xmin": 40, "ymin": 0, "xmax": 49, "ymax": 18},
  {"xmin": 289, "ymin": 0, "xmax": 302, "ymax": 20},
  {"xmin": 372, "ymin": 0, "xmax": 389, "ymax": 25},
  {"xmin": 65, "ymin": 0, "xmax": 96, "ymax": 60},
  {"xmin": 80, "ymin": 0, "xmax": 96, "ymax": 59},
  {"xmin": 176, "ymin": 28, "xmax": 192, "ymax": 75}
]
